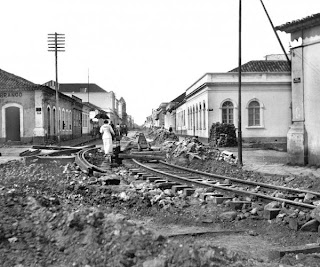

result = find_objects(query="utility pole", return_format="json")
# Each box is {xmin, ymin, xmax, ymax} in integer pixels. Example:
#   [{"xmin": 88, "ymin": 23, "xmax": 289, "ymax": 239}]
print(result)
[
  {"xmin": 88, "ymin": 68, "xmax": 90, "ymax": 103},
  {"xmin": 238, "ymin": 0, "xmax": 243, "ymax": 166},
  {"xmin": 48, "ymin": 33, "xmax": 65, "ymax": 144}
]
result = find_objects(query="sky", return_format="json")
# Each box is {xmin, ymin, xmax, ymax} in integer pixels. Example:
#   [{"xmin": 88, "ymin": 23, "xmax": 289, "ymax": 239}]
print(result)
[{"xmin": 1, "ymin": 0, "xmax": 319, "ymax": 125}]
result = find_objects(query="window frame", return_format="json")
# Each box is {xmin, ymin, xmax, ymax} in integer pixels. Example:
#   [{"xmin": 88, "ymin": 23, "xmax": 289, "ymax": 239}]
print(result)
[
  {"xmin": 246, "ymin": 99, "xmax": 265, "ymax": 129},
  {"xmin": 221, "ymin": 101, "xmax": 234, "ymax": 124}
]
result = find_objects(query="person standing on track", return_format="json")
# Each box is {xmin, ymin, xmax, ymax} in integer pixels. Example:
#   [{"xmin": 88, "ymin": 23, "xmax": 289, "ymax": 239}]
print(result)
[{"xmin": 99, "ymin": 120, "xmax": 115, "ymax": 161}]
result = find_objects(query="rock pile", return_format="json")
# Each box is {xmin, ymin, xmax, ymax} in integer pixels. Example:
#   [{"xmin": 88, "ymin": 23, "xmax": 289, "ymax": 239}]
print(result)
[
  {"xmin": 0, "ymin": 160, "xmax": 254, "ymax": 266},
  {"xmin": 147, "ymin": 128, "xmax": 179, "ymax": 145},
  {"xmin": 161, "ymin": 137, "xmax": 238, "ymax": 164}
]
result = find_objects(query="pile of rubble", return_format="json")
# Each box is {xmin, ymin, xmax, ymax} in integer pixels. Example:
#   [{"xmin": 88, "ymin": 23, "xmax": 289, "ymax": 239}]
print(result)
[
  {"xmin": 147, "ymin": 128, "xmax": 179, "ymax": 146},
  {"xmin": 160, "ymin": 137, "xmax": 238, "ymax": 164},
  {"xmin": 0, "ymin": 160, "xmax": 254, "ymax": 266},
  {"xmin": 117, "ymin": 173, "xmax": 320, "ymax": 233}
]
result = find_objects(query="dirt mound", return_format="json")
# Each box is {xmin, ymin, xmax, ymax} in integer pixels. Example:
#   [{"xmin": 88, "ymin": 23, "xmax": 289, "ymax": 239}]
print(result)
[
  {"xmin": 0, "ymin": 160, "xmax": 257, "ymax": 266},
  {"xmin": 147, "ymin": 128, "xmax": 179, "ymax": 145}
]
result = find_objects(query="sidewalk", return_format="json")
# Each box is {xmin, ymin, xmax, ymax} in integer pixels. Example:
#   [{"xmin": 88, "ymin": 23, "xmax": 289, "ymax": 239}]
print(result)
[
  {"xmin": 1, "ymin": 136, "xmax": 320, "ymax": 179},
  {"xmin": 228, "ymin": 148, "xmax": 320, "ymax": 178},
  {"xmin": 0, "ymin": 135, "xmax": 98, "ymax": 165}
]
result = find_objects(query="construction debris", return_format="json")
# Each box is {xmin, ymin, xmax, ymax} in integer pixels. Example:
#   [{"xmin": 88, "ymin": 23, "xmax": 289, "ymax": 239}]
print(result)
[
  {"xmin": 147, "ymin": 128, "xmax": 179, "ymax": 146},
  {"xmin": 160, "ymin": 137, "xmax": 238, "ymax": 164}
]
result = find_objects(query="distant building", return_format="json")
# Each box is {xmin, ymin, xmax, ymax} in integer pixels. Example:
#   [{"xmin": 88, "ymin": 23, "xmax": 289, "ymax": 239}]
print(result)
[
  {"xmin": 152, "ymin": 103, "xmax": 168, "ymax": 128},
  {"xmin": 44, "ymin": 81, "xmax": 129, "ymax": 126},
  {"xmin": 0, "ymin": 69, "xmax": 80, "ymax": 144},
  {"xmin": 164, "ymin": 92, "xmax": 186, "ymax": 131},
  {"xmin": 276, "ymin": 13, "xmax": 320, "ymax": 166}
]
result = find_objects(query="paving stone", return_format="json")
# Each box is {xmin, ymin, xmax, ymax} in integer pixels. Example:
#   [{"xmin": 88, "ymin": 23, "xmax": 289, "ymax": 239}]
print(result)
[
  {"xmin": 184, "ymin": 188, "xmax": 195, "ymax": 196},
  {"xmin": 199, "ymin": 192, "xmax": 223, "ymax": 201},
  {"xmin": 147, "ymin": 177, "xmax": 161, "ymax": 182},
  {"xmin": 211, "ymin": 197, "xmax": 233, "ymax": 204},
  {"xmin": 268, "ymin": 243, "xmax": 320, "ymax": 260},
  {"xmin": 171, "ymin": 185, "xmax": 190, "ymax": 193},
  {"xmin": 154, "ymin": 179, "xmax": 167, "ymax": 184},
  {"xmin": 311, "ymin": 205, "xmax": 320, "ymax": 222},
  {"xmin": 264, "ymin": 201, "xmax": 280, "ymax": 210},
  {"xmin": 263, "ymin": 208, "xmax": 281, "ymax": 220},
  {"xmin": 157, "ymin": 182, "xmax": 179, "ymax": 190},
  {"xmin": 228, "ymin": 201, "xmax": 252, "ymax": 210},
  {"xmin": 141, "ymin": 174, "xmax": 154, "ymax": 180},
  {"xmin": 300, "ymin": 219, "xmax": 320, "ymax": 232},
  {"xmin": 219, "ymin": 211, "xmax": 237, "ymax": 221},
  {"xmin": 288, "ymin": 218, "xmax": 299, "ymax": 231},
  {"xmin": 129, "ymin": 169, "xmax": 141, "ymax": 175}
]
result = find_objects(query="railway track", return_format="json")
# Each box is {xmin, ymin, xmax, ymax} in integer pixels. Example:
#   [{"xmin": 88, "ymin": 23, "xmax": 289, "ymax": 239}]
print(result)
[
  {"xmin": 75, "ymin": 147, "xmax": 320, "ymax": 213},
  {"xmin": 132, "ymin": 160, "xmax": 319, "ymax": 209}
]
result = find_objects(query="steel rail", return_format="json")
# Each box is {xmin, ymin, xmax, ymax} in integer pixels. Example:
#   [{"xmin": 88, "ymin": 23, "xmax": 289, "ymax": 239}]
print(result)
[
  {"xmin": 159, "ymin": 160, "xmax": 320, "ymax": 198},
  {"xmin": 132, "ymin": 159, "xmax": 316, "ymax": 210},
  {"xmin": 76, "ymin": 147, "xmax": 108, "ymax": 173}
]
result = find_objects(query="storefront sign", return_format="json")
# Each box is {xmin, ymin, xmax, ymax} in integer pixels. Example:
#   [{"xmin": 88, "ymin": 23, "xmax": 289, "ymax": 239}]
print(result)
[{"xmin": 0, "ymin": 92, "xmax": 23, "ymax": 98}]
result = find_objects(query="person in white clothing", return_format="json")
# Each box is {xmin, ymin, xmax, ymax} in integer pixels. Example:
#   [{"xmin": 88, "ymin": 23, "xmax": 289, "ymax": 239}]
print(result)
[{"xmin": 99, "ymin": 120, "xmax": 115, "ymax": 158}]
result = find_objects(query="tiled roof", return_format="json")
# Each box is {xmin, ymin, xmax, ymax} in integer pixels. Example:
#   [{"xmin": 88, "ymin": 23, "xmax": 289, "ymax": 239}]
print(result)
[
  {"xmin": 170, "ymin": 92, "xmax": 186, "ymax": 103},
  {"xmin": 59, "ymin": 83, "xmax": 107, "ymax": 93},
  {"xmin": 275, "ymin": 13, "xmax": 320, "ymax": 33},
  {"xmin": 229, "ymin": 60, "xmax": 290, "ymax": 73},
  {"xmin": 0, "ymin": 68, "xmax": 36, "ymax": 89}
]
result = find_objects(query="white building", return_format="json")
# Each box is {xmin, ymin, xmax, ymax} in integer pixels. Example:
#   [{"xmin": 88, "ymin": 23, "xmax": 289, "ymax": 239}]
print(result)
[
  {"xmin": 276, "ymin": 13, "xmax": 320, "ymax": 166},
  {"xmin": 174, "ymin": 59, "xmax": 291, "ymax": 147}
]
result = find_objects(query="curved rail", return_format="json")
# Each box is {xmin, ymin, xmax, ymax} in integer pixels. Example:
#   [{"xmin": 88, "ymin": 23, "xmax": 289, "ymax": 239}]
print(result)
[
  {"xmin": 76, "ymin": 147, "xmax": 108, "ymax": 173},
  {"xmin": 132, "ymin": 159, "xmax": 316, "ymax": 210}
]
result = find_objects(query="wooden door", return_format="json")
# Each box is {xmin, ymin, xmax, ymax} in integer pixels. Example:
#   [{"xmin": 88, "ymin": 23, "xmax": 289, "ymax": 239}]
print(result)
[{"xmin": 5, "ymin": 106, "xmax": 20, "ymax": 141}]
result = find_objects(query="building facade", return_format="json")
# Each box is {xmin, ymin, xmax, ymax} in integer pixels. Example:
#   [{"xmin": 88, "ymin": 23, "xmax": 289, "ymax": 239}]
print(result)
[
  {"xmin": 276, "ymin": 13, "xmax": 320, "ymax": 166},
  {"xmin": 148, "ymin": 59, "xmax": 292, "ymax": 147},
  {"xmin": 52, "ymin": 82, "xmax": 128, "ymax": 126},
  {"xmin": 0, "ymin": 69, "xmax": 79, "ymax": 144}
]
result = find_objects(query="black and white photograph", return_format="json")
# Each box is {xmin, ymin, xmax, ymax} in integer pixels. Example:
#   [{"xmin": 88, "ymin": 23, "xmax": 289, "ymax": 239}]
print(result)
[{"xmin": 1, "ymin": 0, "xmax": 320, "ymax": 266}]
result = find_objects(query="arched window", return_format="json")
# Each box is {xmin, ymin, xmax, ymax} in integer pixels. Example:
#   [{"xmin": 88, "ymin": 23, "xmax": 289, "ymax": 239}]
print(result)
[
  {"xmin": 62, "ymin": 109, "xmax": 65, "ymax": 131},
  {"xmin": 222, "ymin": 101, "xmax": 234, "ymax": 124},
  {"xmin": 187, "ymin": 108, "xmax": 190, "ymax": 130},
  {"xmin": 196, "ymin": 104, "xmax": 198, "ymax": 130},
  {"xmin": 199, "ymin": 104, "xmax": 202, "ymax": 130},
  {"xmin": 248, "ymin": 101, "xmax": 260, "ymax": 126},
  {"xmin": 69, "ymin": 111, "xmax": 72, "ymax": 130},
  {"xmin": 189, "ymin": 108, "xmax": 191, "ymax": 130},
  {"xmin": 59, "ymin": 108, "xmax": 61, "ymax": 131},
  {"xmin": 53, "ymin": 108, "xmax": 56, "ymax": 134},
  {"xmin": 203, "ymin": 101, "xmax": 206, "ymax": 130},
  {"xmin": 192, "ymin": 106, "xmax": 195, "ymax": 130},
  {"xmin": 47, "ymin": 106, "xmax": 51, "ymax": 135}
]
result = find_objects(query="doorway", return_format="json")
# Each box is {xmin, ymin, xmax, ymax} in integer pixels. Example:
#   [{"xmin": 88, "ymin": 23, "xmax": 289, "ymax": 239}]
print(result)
[{"xmin": 5, "ymin": 106, "xmax": 20, "ymax": 141}]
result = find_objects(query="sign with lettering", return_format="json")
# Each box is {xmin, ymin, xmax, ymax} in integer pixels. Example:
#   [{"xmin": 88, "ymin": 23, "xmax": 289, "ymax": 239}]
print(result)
[
  {"xmin": 293, "ymin": 77, "xmax": 301, "ymax": 83},
  {"xmin": 0, "ymin": 92, "xmax": 23, "ymax": 98}
]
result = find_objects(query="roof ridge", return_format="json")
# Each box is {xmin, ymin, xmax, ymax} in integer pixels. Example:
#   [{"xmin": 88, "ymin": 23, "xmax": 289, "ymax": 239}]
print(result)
[{"xmin": 0, "ymin": 68, "xmax": 37, "ymax": 88}]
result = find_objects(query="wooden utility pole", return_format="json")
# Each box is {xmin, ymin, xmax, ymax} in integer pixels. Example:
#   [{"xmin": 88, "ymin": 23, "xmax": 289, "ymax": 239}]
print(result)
[
  {"xmin": 48, "ymin": 33, "xmax": 65, "ymax": 144},
  {"xmin": 238, "ymin": 0, "xmax": 243, "ymax": 166}
]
